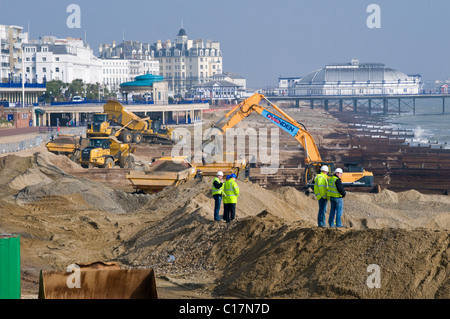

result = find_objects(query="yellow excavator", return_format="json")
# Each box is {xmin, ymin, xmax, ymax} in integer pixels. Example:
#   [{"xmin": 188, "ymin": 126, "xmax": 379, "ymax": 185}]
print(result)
[{"xmin": 202, "ymin": 93, "xmax": 374, "ymax": 188}]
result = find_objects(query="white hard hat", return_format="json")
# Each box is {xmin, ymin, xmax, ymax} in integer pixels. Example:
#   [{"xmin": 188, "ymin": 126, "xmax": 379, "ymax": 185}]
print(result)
[
  {"xmin": 320, "ymin": 165, "xmax": 329, "ymax": 172},
  {"xmin": 217, "ymin": 171, "xmax": 224, "ymax": 176},
  {"xmin": 335, "ymin": 168, "xmax": 343, "ymax": 174}
]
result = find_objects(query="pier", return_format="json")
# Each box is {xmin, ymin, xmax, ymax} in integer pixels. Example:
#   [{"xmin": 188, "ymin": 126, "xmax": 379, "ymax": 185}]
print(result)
[{"xmin": 267, "ymin": 94, "xmax": 450, "ymax": 115}]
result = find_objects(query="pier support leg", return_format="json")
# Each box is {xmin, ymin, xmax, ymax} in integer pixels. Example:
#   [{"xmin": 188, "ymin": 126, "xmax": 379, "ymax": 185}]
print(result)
[
  {"xmin": 339, "ymin": 99, "xmax": 343, "ymax": 112},
  {"xmin": 310, "ymin": 100, "xmax": 314, "ymax": 109},
  {"xmin": 413, "ymin": 98, "xmax": 416, "ymax": 115},
  {"xmin": 398, "ymin": 98, "xmax": 401, "ymax": 115},
  {"xmin": 295, "ymin": 99, "xmax": 300, "ymax": 108},
  {"xmin": 443, "ymin": 97, "xmax": 446, "ymax": 114},
  {"xmin": 368, "ymin": 99, "xmax": 372, "ymax": 115},
  {"xmin": 383, "ymin": 98, "xmax": 388, "ymax": 114},
  {"xmin": 324, "ymin": 99, "xmax": 329, "ymax": 111},
  {"xmin": 353, "ymin": 99, "xmax": 357, "ymax": 113}
]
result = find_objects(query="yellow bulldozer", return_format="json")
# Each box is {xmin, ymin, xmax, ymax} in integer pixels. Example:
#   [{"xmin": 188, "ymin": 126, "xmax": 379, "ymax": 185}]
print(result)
[
  {"xmin": 80, "ymin": 136, "xmax": 136, "ymax": 169},
  {"xmin": 87, "ymin": 101, "xmax": 177, "ymax": 144}
]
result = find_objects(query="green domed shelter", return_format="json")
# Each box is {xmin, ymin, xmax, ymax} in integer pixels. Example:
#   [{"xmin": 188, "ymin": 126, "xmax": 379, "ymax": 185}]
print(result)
[{"xmin": 120, "ymin": 73, "xmax": 168, "ymax": 104}]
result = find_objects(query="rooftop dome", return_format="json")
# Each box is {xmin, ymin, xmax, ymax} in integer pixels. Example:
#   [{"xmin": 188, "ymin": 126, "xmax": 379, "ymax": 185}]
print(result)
[
  {"xmin": 120, "ymin": 74, "xmax": 164, "ymax": 88},
  {"xmin": 299, "ymin": 60, "xmax": 412, "ymax": 84},
  {"xmin": 177, "ymin": 28, "xmax": 187, "ymax": 37}
]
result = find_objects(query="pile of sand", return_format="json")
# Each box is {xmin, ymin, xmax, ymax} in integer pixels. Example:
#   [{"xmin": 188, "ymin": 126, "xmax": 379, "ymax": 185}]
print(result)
[
  {"xmin": 148, "ymin": 160, "xmax": 192, "ymax": 173},
  {"xmin": 0, "ymin": 152, "xmax": 153, "ymax": 214},
  {"xmin": 0, "ymin": 149, "xmax": 449, "ymax": 299},
  {"xmin": 116, "ymin": 177, "xmax": 450, "ymax": 299}
]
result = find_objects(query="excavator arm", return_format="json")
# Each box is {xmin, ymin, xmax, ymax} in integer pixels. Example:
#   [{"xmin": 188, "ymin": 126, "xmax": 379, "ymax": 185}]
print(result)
[{"xmin": 209, "ymin": 93, "xmax": 323, "ymax": 164}]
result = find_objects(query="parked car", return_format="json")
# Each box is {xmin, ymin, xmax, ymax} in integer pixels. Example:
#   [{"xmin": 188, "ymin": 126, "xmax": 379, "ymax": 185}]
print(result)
[{"xmin": 72, "ymin": 96, "xmax": 84, "ymax": 102}]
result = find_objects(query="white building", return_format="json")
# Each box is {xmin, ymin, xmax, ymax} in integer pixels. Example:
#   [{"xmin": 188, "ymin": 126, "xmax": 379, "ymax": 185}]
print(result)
[
  {"xmin": 0, "ymin": 25, "xmax": 46, "ymax": 106},
  {"xmin": 193, "ymin": 80, "xmax": 243, "ymax": 105},
  {"xmin": 276, "ymin": 76, "xmax": 302, "ymax": 96},
  {"xmin": 210, "ymin": 72, "xmax": 247, "ymax": 91},
  {"xmin": 23, "ymin": 36, "xmax": 102, "ymax": 84},
  {"xmin": 0, "ymin": 24, "xmax": 27, "ymax": 82},
  {"xmin": 294, "ymin": 59, "xmax": 422, "ymax": 96},
  {"xmin": 22, "ymin": 35, "xmax": 160, "ymax": 95},
  {"xmin": 99, "ymin": 40, "xmax": 152, "ymax": 60},
  {"xmin": 101, "ymin": 58, "xmax": 159, "ymax": 92},
  {"xmin": 150, "ymin": 28, "xmax": 223, "ymax": 96}
]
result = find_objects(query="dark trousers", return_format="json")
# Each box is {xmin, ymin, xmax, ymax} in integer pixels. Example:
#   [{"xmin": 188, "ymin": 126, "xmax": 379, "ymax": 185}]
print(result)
[
  {"xmin": 213, "ymin": 195, "xmax": 222, "ymax": 221},
  {"xmin": 223, "ymin": 203, "xmax": 236, "ymax": 223}
]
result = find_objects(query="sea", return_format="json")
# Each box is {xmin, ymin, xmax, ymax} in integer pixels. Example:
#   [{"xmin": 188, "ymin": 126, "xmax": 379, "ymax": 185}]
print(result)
[{"xmin": 381, "ymin": 98, "xmax": 450, "ymax": 149}]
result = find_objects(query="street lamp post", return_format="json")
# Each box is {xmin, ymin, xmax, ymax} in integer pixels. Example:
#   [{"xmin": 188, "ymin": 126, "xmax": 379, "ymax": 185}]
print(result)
[{"xmin": 21, "ymin": 43, "xmax": 25, "ymax": 107}]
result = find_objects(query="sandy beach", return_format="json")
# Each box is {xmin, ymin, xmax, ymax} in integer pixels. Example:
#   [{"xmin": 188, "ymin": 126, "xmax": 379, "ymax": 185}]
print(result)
[{"xmin": 0, "ymin": 103, "xmax": 449, "ymax": 299}]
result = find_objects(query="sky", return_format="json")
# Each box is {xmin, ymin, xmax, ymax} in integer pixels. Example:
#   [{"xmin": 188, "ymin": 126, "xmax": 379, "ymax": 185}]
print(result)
[{"xmin": 1, "ymin": 0, "xmax": 450, "ymax": 89}]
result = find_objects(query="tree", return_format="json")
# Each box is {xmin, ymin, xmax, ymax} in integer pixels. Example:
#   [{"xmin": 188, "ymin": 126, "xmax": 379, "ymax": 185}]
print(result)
[
  {"xmin": 68, "ymin": 79, "xmax": 84, "ymax": 98},
  {"xmin": 45, "ymin": 80, "xmax": 67, "ymax": 103}
]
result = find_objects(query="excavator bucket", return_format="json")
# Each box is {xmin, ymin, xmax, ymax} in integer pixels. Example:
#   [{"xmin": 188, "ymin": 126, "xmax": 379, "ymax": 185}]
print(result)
[{"xmin": 38, "ymin": 262, "xmax": 158, "ymax": 299}]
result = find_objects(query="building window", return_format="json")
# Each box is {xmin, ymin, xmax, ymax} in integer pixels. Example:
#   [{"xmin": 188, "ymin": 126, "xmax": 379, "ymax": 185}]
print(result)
[
  {"xmin": 55, "ymin": 57, "xmax": 60, "ymax": 61},
  {"xmin": 43, "ymin": 67, "xmax": 47, "ymax": 73},
  {"xmin": 55, "ymin": 67, "xmax": 60, "ymax": 72}
]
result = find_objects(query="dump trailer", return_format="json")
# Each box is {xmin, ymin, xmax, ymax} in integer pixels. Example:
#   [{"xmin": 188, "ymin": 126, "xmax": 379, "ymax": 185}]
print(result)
[
  {"xmin": 87, "ymin": 101, "xmax": 176, "ymax": 144},
  {"xmin": 38, "ymin": 261, "xmax": 158, "ymax": 299},
  {"xmin": 80, "ymin": 137, "xmax": 136, "ymax": 169},
  {"xmin": 45, "ymin": 135, "xmax": 88, "ymax": 163},
  {"xmin": 126, "ymin": 156, "xmax": 197, "ymax": 193}
]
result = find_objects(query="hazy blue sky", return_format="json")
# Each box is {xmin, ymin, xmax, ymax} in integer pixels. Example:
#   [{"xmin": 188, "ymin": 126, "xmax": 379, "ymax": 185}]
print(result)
[{"xmin": 1, "ymin": 0, "xmax": 449, "ymax": 88}]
